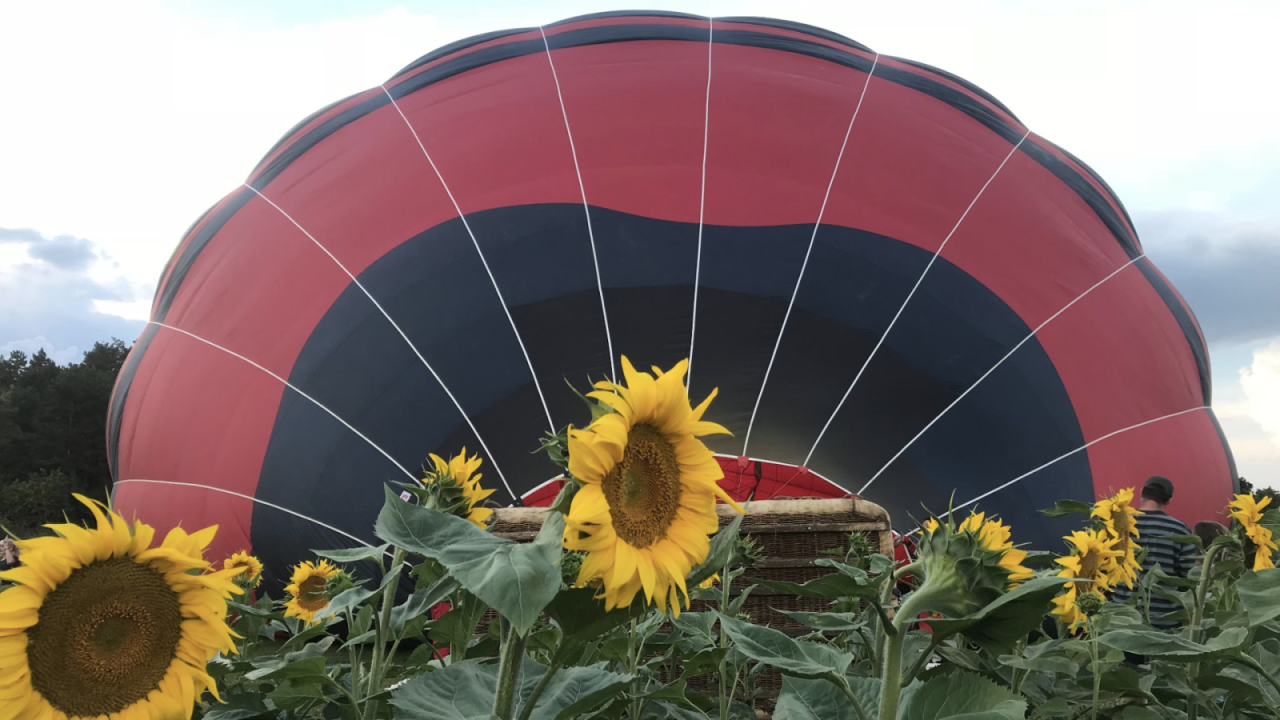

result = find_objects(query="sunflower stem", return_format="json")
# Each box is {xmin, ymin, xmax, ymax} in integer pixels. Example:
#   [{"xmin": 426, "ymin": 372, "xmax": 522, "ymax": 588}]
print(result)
[
  {"xmin": 494, "ymin": 618, "xmax": 528, "ymax": 720},
  {"xmin": 364, "ymin": 546, "xmax": 406, "ymax": 720},
  {"xmin": 878, "ymin": 583, "xmax": 937, "ymax": 720},
  {"xmin": 719, "ymin": 566, "xmax": 732, "ymax": 720},
  {"xmin": 836, "ymin": 677, "xmax": 872, "ymax": 720},
  {"xmin": 516, "ymin": 655, "xmax": 565, "ymax": 720},
  {"xmin": 347, "ymin": 608, "xmax": 360, "ymax": 695},
  {"xmin": 1088, "ymin": 618, "xmax": 1100, "ymax": 720},
  {"xmin": 877, "ymin": 622, "xmax": 907, "ymax": 720},
  {"xmin": 629, "ymin": 618, "xmax": 648, "ymax": 720},
  {"xmin": 872, "ymin": 564, "xmax": 904, "ymax": 679},
  {"xmin": 1184, "ymin": 546, "xmax": 1221, "ymax": 720}
]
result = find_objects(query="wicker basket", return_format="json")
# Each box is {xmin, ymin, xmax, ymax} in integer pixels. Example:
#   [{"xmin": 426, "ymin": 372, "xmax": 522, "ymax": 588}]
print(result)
[{"xmin": 488, "ymin": 497, "xmax": 892, "ymax": 706}]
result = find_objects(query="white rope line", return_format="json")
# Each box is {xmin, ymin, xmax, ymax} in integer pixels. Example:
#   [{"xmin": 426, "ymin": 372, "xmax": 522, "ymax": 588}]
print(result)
[
  {"xmin": 687, "ymin": 15, "xmax": 713, "ymax": 394},
  {"xmin": 116, "ymin": 478, "xmax": 375, "ymax": 549},
  {"xmin": 539, "ymin": 26, "xmax": 616, "ymax": 382},
  {"xmin": 804, "ymin": 129, "xmax": 1033, "ymax": 466},
  {"xmin": 379, "ymin": 84, "xmax": 554, "ymax": 432},
  {"xmin": 742, "ymin": 53, "xmax": 880, "ymax": 455},
  {"xmin": 856, "ymin": 254, "xmax": 1145, "ymax": 495},
  {"xmin": 242, "ymin": 183, "xmax": 516, "ymax": 501},
  {"xmin": 908, "ymin": 405, "xmax": 1209, "ymax": 535},
  {"xmin": 149, "ymin": 321, "xmax": 417, "ymax": 483}
]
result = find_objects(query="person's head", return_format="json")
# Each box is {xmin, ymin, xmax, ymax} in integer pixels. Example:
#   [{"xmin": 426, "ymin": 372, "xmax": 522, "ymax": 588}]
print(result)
[
  {"xmin": 1194, "ymin": 520, "xmax": 1226, "ymax": 548},
  {"xmin": 1140, "ymin": 475, "xmax": 1175, "ymax": 508}
]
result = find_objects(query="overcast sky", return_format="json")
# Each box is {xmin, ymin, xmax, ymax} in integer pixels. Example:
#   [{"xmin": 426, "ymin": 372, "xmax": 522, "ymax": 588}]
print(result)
[{"xmin": 1, "ymin": 0, "xmax": 1277, "ymax": 487}]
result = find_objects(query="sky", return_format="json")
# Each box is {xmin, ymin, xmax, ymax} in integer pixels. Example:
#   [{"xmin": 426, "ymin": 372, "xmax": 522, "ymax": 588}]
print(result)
[{"xmin": 1, "ymin": 0, "xmax": 1278, "ymax": 486}]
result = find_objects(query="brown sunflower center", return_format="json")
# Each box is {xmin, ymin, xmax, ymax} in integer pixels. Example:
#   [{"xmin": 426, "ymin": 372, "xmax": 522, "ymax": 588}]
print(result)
[
  {"xmin": 601, "ymin": 423, "xmax": 682, "ymax": 548},
  {"xmin": 297, "ymin": 575, "xmax": 330, "ymax": 612},
  {"xmin": 26, "ymin": 556, "xmax": 183, "ymax": 716},
  {"xmin": 1114, "ymin": 511, "xmax": 1132, "ymax": 540},
  {"xmin": 1079, "ymin": 548, "xmax": 1102, "ymax": 591}
]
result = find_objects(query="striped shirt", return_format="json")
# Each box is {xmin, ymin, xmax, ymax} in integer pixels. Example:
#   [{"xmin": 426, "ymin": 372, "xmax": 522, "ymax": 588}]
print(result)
[{"xmin": 1112, "ymin": 511, "xmax": 1196, "ymax": 628}]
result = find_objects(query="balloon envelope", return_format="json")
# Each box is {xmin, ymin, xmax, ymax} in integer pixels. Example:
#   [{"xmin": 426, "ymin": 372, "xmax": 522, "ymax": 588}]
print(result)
[{"xmin": 109, "ymin": 12, "xmax": 1236, "ymax": 586}]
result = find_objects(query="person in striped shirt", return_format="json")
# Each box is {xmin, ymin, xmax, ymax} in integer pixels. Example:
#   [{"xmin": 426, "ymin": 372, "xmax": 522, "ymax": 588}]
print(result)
[{"xmin": 1111, "ymin": 475, "xmax": 1197, "ymax": 629}]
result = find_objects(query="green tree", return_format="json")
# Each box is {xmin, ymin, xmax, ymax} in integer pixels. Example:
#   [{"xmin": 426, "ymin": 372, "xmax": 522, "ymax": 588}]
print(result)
[{"xmin": 0, "ymin": 339, "xmax": 130, "ymax": 535}]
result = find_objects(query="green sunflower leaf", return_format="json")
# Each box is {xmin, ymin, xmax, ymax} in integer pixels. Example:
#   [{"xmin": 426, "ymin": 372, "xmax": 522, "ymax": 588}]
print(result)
[
  {"xmin": 898, "ymin": 670, "xmax": 1026, "ymax": 719},
  {"xmin": 1039, "ymin": 499, "xmax": 1093, "ymax": 518},
  {"xmin": 544, "ymin": 587, "xmax": 649, "ymax": 665},
  {"xmin": 1236, "ymin": 567, "xmax": 1280, "ymax": 627},
  {"xmin": 526, "ymin": 665, "xmax": 634, "ymax": 720},
  {"xmin": 1098, "ymin": 626, "xmax": 1248, "ymax": 661},
  {"xmin": 924, "ymin": 575, "xmax": 1067, "ymax": 654},
  {"xmin": 716, "ymin": 613, "xmax": 853, "ymax": 679},
  {"xmin": 374, "ymin": 485, "xmax": 562, "ymax": 634},
  {"xmin": 390, "ymin": 659, "xmax": 501, "ymax": 720},
  {"xmin": 390, "ymin": 575, "xmax": 459, "ymax": 634},
  {"xmin": 750, "ymin": 571, "xmax": 880, "ymax": 600},
  {"xmin": 313, "ymin": 543, "xmax": 392, "ymax": 566},
  {"xmin": 777, "ymin": 609, "xmax": 865, "ymax": 632},
  {"xmin": 687, "ymin": 512, "xmax": 745, "ymax": 588},
  {"xmin": 774, "ymin": 675, "xmax": 879, "ymax": 720},
  {"xmin": 199, "ymin": 694, "xmax": 272, "ymax": 720}
]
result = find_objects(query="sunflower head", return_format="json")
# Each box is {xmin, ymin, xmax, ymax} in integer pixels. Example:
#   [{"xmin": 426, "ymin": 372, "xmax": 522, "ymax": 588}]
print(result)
[
  {"xmin": 0, "ymin": 494, "xmax": 242, "ymax": 720},
  {"xmin": 563, "ymin": 357, "xmax": 742, "ymax": 617},
  {"xmin": 1093, "ymin": 488, "xmax": 1143, "ymax": 588},
  {"xmin": 225, "ymin": 550, "xmax": 264, "ymax": 590},
  {"xmin": 283, "ymin": 559, "xmax": 341, "ymax": 625},
  {"xmin": 1229, "ymin": 494, "xmax": 1279, "ymax": 570},
  {"xmin": 411, "ymin": 448, "xmax": 496, "ymax": 528},
  {"xmin": 908, "ymin": 510, "xmax": 1033, "ymax": 619},
  {"xmin": 1051, "ymin": 529, "xmax": 1122, "ymax": 630}
]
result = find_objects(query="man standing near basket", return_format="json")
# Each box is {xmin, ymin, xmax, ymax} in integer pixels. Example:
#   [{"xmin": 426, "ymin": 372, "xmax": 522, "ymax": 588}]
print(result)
[{"xmin": 1112, "ymin": 475, "xmax": 1197, "ymax": 629}]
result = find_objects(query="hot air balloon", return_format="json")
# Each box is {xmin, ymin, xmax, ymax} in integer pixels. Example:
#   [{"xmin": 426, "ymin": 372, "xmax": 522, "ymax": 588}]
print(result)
[{"xmin": 108, "ymin": 11, "xmax": 1237, "ymax": 588}]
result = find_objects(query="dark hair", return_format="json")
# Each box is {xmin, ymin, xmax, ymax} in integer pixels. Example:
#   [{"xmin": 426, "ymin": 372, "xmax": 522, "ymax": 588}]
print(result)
[
  {"xmin": 1141, "ymin": 484, "xmax": 1172, "ymax": 505},
  {"xmin": 1193, "ymin": 521, "xmax": 1226, "ymax": 548}
]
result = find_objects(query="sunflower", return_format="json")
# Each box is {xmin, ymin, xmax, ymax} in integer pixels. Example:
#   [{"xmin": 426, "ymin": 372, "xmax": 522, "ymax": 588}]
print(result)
[
  {"xmin": 1092, "ymin": 488, "xmax": 1143, "ymax": 588},
  {"xmin": 1228, "ymin": 494, "xmax": 1278, "ymax": 571},
  {"xmin": 922, "ymin": 512, "xmax": 1031, "ymax": 587},
  {"xmin": 698, "ymin": 573, "xmax": 720, "ymax": 589},
  {"xmin": 283, "ymin": 560, "xmax": 340, "ymax": 625},
  {"xmin": 422, "ymin": 449, "xmax": 495, "ymax": 528},
  {"xmin": 956, "ymin": 511, "xmax": 1033, "ymax": 586},
  {"xmin": 1051, "ymin": 529, "xmax": 1122, "ymax": 630},
  {"xmin": 224, "ymin": 551, "xmax": 263, "ymax": 589},
  {"xmin": 0, "ymin": 494, "xmax": 241, "ymax": 720},
  {"xmin": 563, "ymin": 357, "xmax": 743, "ymax": 616}
]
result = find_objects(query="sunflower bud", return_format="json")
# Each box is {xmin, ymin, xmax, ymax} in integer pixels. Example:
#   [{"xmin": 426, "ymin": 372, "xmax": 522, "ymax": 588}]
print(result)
[
  {"xmin": 1076, "ymin": 590, "xmax": 1105, "ymax": 618},
  {"xmin": 325, "ymin": 569, "xmax": 357, "ymax": 599},
  {"xmin": 845, "ymin": 531, "xmax": 875, "ymax": 569},
  {"xmin": 560, "ymin": 551, "xmax": 585, "ymax": 587},
  {"xmin": 738, "ymin": 536, "xmax": 764, "ymax": 569}
]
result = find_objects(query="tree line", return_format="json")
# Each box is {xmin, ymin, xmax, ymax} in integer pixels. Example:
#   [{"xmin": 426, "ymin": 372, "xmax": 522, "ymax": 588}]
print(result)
[{"xmin": 0, "ymin": 340, "xmax": 129, "ymax": 538}]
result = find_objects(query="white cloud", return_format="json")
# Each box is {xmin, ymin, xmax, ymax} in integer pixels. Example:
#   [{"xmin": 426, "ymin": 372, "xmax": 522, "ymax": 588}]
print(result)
[
  {"xmin": 1242, "ymin": 340, "xmax": 1280, "ymax": 452},
  {"xmin": 92, "ymin": 298, "xmax": 153, "ymax": 323}
]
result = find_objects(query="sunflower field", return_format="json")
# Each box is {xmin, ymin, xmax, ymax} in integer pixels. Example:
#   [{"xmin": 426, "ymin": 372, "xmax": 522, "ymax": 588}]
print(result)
[{"xmin": 4, "ymin": 358, "xmax": 1280, "ymax": 720}]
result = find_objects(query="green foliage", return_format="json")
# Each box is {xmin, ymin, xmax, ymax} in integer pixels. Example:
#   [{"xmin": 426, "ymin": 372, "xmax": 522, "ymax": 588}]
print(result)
[
  {"xmin": 0, "ymin": 341, "xmax": 128, "ymax": 534},
  {"xmin": 374, "ymin": 485, "xmax": 564, "ymax": 634},
  {"xmin": 181, "ymin": 446, "xmax": 1280, "ymax": 720},
  {"xmin": 0, "ymin": 468, "xmax": 73, "ymax": 537}
]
